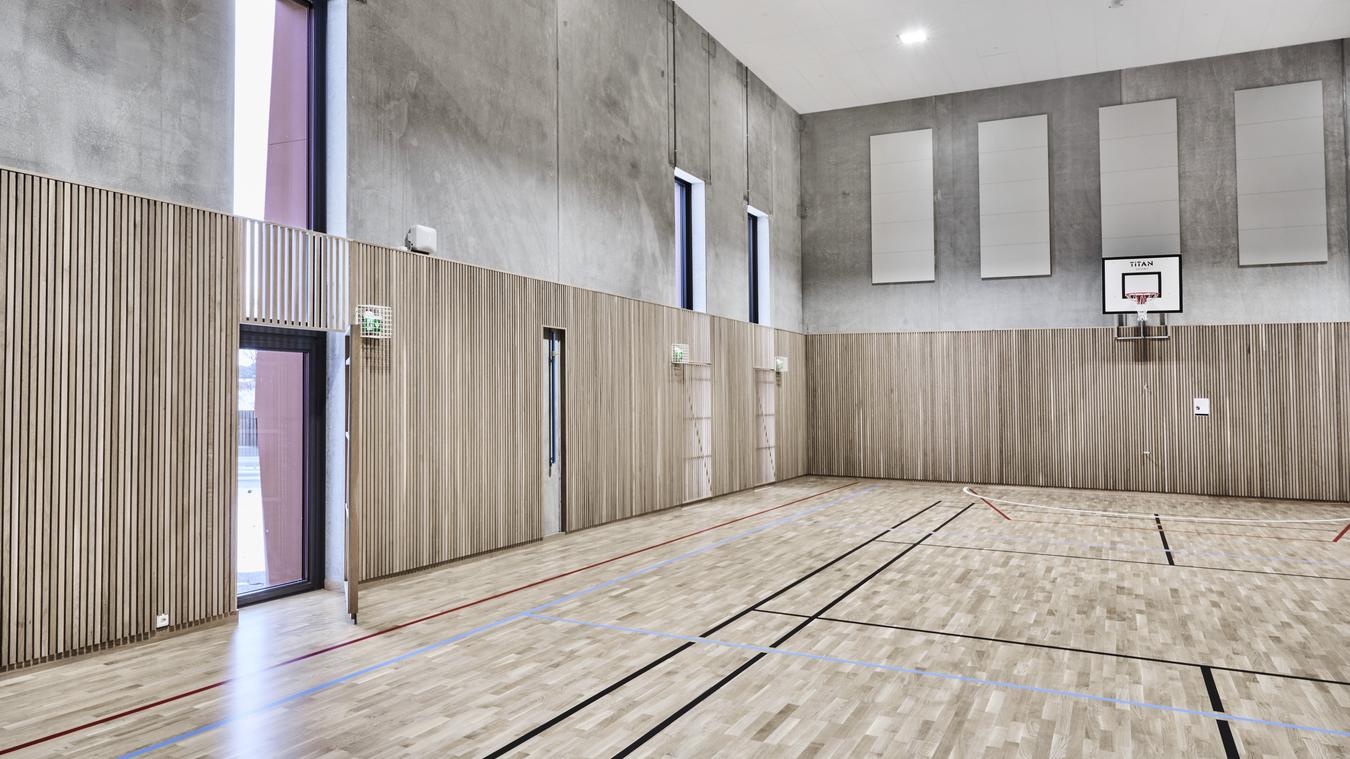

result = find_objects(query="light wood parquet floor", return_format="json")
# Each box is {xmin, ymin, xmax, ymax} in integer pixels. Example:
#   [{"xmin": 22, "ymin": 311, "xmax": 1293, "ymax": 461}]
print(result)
[{"xmin": 1, "ymin": 477, "xmax": 1348, "ymax": 758}]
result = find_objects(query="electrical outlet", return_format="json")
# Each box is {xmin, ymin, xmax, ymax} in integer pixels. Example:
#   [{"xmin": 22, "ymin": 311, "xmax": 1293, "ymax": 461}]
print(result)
[{"xmin": 155, "ymin": 613, "xmax": 170, "ymax": 629}]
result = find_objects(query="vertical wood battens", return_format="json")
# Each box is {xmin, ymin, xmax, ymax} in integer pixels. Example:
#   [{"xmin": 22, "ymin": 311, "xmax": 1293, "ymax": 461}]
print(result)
[
  {"xmin": 348, "ymin": 246, "xmax": 810, "ymax": 582},
  {"xmin": 807, "ymin": 325, "xmax": 1350, "ymax": 502},
  {"xmin": 0, "ymin": 168, "xmax": 238, "ymax": 672},
  {"xmin": 239, "ymin": 217, "xmax": 348, "ymax": 332},
  {"xmin": 0, "ymin": 164, "xmax": 810, "ymax": 667}
]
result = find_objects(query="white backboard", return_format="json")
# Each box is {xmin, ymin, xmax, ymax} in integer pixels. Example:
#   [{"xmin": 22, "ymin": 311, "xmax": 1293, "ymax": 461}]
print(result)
[{"xmin": 1102, "ymin": 255, "xmax": 1182, "ymax": 314}]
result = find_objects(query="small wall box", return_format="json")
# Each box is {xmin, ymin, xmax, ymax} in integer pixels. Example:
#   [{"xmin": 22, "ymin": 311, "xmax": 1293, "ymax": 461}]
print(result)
[
  {"xmin": 671, "ymin": 343, "xmax": 690, "ymax": 364},
  {"xmin": 357, "ymin": 304, "xmax": 394, "ymax": 340},
  {"xmin": 774, "ymin": 356, "xmax": 789, "ymax": 374}
]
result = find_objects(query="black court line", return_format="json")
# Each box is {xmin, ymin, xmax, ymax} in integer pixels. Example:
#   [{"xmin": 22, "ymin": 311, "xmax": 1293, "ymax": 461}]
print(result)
[
  {"xmin": 966, "ymin": 498, "xmax": 1349, "ymax": 532},
  {"xmin": 1011, "ymin": 515, "xmax": 1338, "ymax": 543},
  {"xmin": 873, "ymin": 539, "xmax": 1350, "ymax": 582},
  {"xmin": 1203, "ymin": 665, "xmax": 1243, "ymax": 758},
  {"xmin": 750, "ymin": 610, "xmax": 1350, "ymax": 689},
  {"xmin": 1156, "ymin": 514, "xmax": 1177, "ymax": 565},
  {"xmin": 1002, "ymin": 513, "xmax": 1344, "ymax": 536},
  {"xmin": 611, "ymin": 505, "xmax": 974, "ymax": 757},
  {"xmin": 482, "ymin": 499, "xmax": 950, "ymax": 757}
]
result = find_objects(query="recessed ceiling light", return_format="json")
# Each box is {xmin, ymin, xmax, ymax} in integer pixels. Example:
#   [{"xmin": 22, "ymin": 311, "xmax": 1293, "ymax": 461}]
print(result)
[{"xmin": 898, "ymin": 29, "xmax": 928, "ymax": 45}]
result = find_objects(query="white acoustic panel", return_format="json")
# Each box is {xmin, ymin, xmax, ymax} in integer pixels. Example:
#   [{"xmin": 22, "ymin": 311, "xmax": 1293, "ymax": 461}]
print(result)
[
  {"xmin": 870, "ymin": 129, "xmax": 934, "ymax": 283},
  {"xmin": 1235, "ymin": 80, "xmax": 1327, "ymax": 266},
  {"xmin": 979, "ymin": 114, "xmax": 1050, "ymax": 278},
  {"xmin": 1099, "ymin": 99, "xmax": 1180, "ymax": 258}
]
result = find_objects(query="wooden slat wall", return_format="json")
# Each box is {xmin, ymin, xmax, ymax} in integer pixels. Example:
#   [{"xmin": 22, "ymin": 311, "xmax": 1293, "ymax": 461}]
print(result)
[
  {"xmin": 553, "ymin": 287, "xmax": 690, "ymax": 531},
  {"xmin": 0, "ymin": 165, "xmax": 806, "ymax": 665},
  {"xmin": 773, "ymin": 330, "xmax": 808, "ymax": 480},
  {"xmin": 709, "ymin": 320, "xmax": 759, "ymax": 496},
  {"xmin": 240, "ymin": 218, "xmax": 349, "ymax": 332},
  {"xmin": 807, "ymin": 324, "xmax": 1350, "ymax": 501},
  {"xmin": 348, "ymin": 246, "xmax": 811, "ymax": 581},
  {"xmin": 752, "ymin": 326, "xmax": 776, "ymax": 485},
  {"xmin": 347, "ymin": 244, "xmax": 553, "ymax": 580},
  {"xmin": 0, "ymin": 168, "xmax": 238, "ymax": 671}
]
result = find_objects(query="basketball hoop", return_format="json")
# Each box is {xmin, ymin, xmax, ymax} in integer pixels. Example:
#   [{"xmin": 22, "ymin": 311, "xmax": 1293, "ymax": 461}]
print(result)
[
  {"xmin": 1125, "ymin": 291, "xmax": 1158, "ymax": 324},
  {"xmin": 1105, "ymin": 256, "xmax": 1178, "ymax": 342}
]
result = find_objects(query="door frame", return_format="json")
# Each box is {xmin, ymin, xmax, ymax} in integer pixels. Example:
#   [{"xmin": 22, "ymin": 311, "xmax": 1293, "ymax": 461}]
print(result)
[
  {"xmin": 543, "ymin": 326, "xmax": 567, "ymax": 535},
  {"xmin": 238, "ymin": 325, "xmax": 327, "ymax": 606}
]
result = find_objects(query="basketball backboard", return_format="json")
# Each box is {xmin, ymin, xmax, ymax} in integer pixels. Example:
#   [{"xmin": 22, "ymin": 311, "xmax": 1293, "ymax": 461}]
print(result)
[{"xmin": 1102, "ymin": 255, "xmax": 1182, "ymax": 315}]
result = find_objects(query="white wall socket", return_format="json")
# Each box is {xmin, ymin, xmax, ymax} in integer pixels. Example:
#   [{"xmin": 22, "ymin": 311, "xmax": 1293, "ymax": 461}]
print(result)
[
  {"xmin": 1193, "ymin": 398, "xmax": 1210, "ymax": 416},
  {"xmin": 155, "ymin": 612, "xmax": 170, "ymax": 629}
]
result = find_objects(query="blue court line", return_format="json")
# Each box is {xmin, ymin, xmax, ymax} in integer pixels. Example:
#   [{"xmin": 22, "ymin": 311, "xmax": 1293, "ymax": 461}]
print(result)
[
  {"xmin": 524, "ymin": 612, "xmax": 1350, "ymax": 740},
  {"xmin": 118, "ymin": 485, "xmax": 877, "ymax": 757}
]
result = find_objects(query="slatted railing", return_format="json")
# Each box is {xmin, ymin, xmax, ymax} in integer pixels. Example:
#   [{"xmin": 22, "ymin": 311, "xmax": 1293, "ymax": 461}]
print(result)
[{"xmin": 240, "ymin": 218, "xmax": 349, "ymax": 331}]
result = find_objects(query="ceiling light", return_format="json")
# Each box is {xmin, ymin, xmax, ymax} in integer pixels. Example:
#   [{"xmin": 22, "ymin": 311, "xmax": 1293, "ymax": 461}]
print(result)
[{"xmin": 898, "ymin": 29, "xmax": 928, "ymax": 45}]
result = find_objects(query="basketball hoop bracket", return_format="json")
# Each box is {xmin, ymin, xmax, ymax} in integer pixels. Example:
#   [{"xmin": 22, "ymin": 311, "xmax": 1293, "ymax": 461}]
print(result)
[
  {"xmin": 1114, "ymin": 311, "xmax": 1170, "ymax": 341},
  {"xmin": 1103, "ymin": 255, "xmax": 1181, "ymax": 342}
]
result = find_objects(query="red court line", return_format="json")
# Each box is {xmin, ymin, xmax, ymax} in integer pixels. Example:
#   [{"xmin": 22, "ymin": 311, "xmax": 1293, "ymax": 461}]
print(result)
[
  {"xmin": 969, "ymin": 488, "xmax": 1012, "ymax": 520},
  {"xmin": 0, "ymin": 480, "xmax": 859, "ymax": 757},
  {"xmin": 1334, "ymin": 523, "xmax": 1350, "ymax": 543}
]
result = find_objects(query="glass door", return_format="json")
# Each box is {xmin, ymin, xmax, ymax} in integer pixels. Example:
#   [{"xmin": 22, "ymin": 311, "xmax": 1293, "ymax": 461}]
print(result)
[{"xmin": 237, "ymin": 328, "xmax": 325, "ymax": 604}]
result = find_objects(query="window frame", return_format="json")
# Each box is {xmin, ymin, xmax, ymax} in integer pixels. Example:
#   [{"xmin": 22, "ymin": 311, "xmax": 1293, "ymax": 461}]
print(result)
[
  {"xmin": 676, "ymin": 176, "xmax": 694, "ymax": 309},
  {"xmin": 304, "ymin": 0, "xmax": 327, "ymax": 232},
  {"xmin": 747, "ymin": 206, "xmax": 770, "ymax": 326},
  {"xmin": 673, "ymin": 167, "xmax": 707, "ymax": 312}
]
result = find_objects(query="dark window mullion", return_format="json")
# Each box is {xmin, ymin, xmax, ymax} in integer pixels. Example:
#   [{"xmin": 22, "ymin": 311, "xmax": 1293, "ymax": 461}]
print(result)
[
  {"xmin": 676, "ymin": 178, "xmax": 693, "ymax": 310},
  {"xmin": 748, "ymin": 213, "xmax": 759, "ymax": 324}
]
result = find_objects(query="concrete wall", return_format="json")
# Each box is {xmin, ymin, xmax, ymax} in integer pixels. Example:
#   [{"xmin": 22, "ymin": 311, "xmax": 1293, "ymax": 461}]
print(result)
[
  {"xmin": 0, "ymin": 0, "xmax": 802, "ymax": 328},
  {"xmin": 345, "ymin": 0, "xmax": 559, "ymax": 281},
  {"xmin": 0, "ymin": 0, "xmax": 233, "ymax": 211},
  {"xmin": 802, "ymin": 41, "xmax": 1350, "ymax": 333},
  {"xmin": 345, "ymin": 0, "xmax": 804, "ymax": 329}
]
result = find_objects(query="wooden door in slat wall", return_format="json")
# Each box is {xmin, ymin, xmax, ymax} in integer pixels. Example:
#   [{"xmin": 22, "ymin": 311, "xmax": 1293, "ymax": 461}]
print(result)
[
  {"xmin": 710, "ymin": 319, "xmax": 758, "ymax": 495},
  {"xmin": 773, "ymin": 330, "xmax": 808, "ymax": 480},
  {"xmin": 553, "ymin": 288, "xmax": 683, "ymax": 530},
  {"xmin": 683, "ymin": 318, "xmax": 713, "ymax": 504},
  {"xmin": 551, "ymin": 290, "xmax": 780, "ymax": 528},
  {"xmin": 348, "ymin": 244, "xmax": 552, "ymax": 581},
  {"xmin": 0, "ymin": 168, "xmax": 238, "ymax": 671},
  {"xmin": 807, "ymin": 324, "xmax": 1350, "ymax": 502},
  {"xmin": 751, "ymin": 327, "xmax": 775, "ymax": 485}
]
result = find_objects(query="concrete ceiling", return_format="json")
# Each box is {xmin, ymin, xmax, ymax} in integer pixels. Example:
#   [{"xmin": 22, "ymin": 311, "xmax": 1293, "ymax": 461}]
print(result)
[{"xmin": 675, "ymin": 0, "xmax": 1350, "ymax": 113}]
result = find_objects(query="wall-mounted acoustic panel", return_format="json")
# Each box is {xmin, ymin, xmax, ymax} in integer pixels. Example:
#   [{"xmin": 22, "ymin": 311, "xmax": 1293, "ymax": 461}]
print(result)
[
  {"xmin": 1099, "ymin": 99, "xmax": 1180, "ymax": 257},
  {"xmin": 870, "ymin": 129, "xmax": 934, "ymax": 283},
  {"xmin": 978, "ymin": 114, "xmax": 1050, "ymax": 278},
  {"xmin": 1235, "ymin": 80, "xmax": 1328, "ymax": 266}
]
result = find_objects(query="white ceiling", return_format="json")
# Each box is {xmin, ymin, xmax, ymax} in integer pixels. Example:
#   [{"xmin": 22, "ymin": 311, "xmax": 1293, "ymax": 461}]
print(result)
[{"xmin": 675, "ymin": 0, "xmax": 1350, "ymax": 113}]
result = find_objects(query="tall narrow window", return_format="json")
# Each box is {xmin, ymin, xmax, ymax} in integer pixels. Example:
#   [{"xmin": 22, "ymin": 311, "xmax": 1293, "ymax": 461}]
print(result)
[
  {"xmin": 747, "ymin": 213, "xmax": 760, "ymax": 323},
  {"xmin": 676, "ymin": 177, "xmax": 693, "ymax": 309},
  {"xmin": 234, "ymin": 0, "xmax": 322, "ymax": 229},
  {"xmin": 674, "ymin": 168, "xmax": 707, "ymax": 311},
  {"xmin": 747, "ymin": 206, "xmax": 771, "ymax": 326}
]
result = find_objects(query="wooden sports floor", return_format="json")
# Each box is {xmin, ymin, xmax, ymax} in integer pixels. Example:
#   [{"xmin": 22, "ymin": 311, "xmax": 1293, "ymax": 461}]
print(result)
[{"xmin": 2, "ymin": 477, "xmax": 1349, "ymax": 758}]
